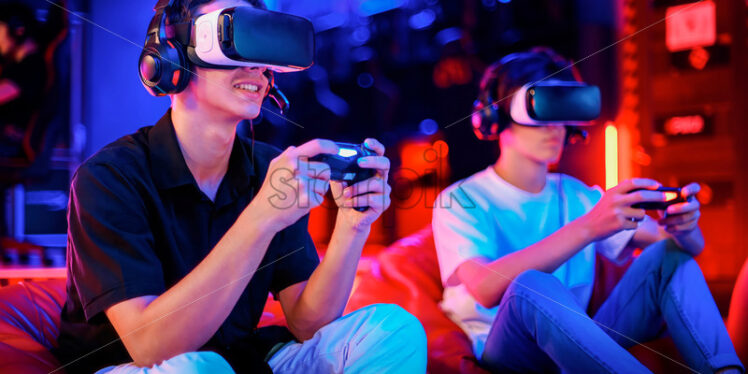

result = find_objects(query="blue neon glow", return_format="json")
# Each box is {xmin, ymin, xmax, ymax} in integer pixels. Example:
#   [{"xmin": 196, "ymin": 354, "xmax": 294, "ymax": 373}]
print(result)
[
  {"xmin": 359, "ymin": 0, "xmax": 405, "ymax": 17},
  {"xmin": 409, "ymin": 9, "xmax": 436, "ymax": 30},
  {"xmin": 419, "ymin": 118, "xmax": 438, "ymax": 135}
]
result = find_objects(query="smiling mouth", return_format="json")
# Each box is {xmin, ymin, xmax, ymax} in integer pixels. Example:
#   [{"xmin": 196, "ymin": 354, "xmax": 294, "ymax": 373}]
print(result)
[{"xmin": 233, "ymin": 83, "xmax": 261, "ymax": 93}]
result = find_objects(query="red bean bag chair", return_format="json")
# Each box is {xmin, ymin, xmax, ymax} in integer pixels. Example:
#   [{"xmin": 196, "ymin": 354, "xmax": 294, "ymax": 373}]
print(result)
[{"xmin": 0, "ymin": 279, "xmax": 66, "ymax": 373}]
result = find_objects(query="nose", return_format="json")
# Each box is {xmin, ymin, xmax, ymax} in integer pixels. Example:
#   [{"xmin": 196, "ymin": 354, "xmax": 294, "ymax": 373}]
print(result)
[
  {"xmin": 543, "ymin": 125, "xmax": 565, "ymax": 134},
  {"xmin": 241, "ymin": 66, "xmax": 267, "ymax": 74}
]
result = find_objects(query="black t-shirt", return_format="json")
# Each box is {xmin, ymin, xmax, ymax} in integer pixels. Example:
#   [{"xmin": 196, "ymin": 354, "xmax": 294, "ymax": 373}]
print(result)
[
  {"xmin": 52, "ymin": 110, "xmax": 319, "ymax": 373},
  {"xmin": 0, "ymin": 52, "xmax": 46, "ymax": 129}
]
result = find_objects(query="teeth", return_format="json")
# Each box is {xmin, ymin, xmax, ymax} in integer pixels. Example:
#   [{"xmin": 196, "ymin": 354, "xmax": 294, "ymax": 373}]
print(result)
[{"xmin": 233, "ymin": 83, "xmax": 259, "ymax": 92}]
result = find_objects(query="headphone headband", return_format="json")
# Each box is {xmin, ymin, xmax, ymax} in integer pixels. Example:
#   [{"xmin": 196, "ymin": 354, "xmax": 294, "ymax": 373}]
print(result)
[{"xmin": 138, "ymin": 0, "xmax": 191, "ymax": 96}]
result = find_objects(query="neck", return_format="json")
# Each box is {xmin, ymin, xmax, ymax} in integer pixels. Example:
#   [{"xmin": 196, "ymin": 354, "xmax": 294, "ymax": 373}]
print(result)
[
  {"xmin": 171, "ymin": 93, "xmax": 239, "ymax": 199},
  {"xmin": 493, "ymin": 147, "xmax": 549, "ymax": 193}
]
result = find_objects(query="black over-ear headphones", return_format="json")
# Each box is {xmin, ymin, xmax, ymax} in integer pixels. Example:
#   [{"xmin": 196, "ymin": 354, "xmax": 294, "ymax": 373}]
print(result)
[
  {"xmin": 138, "ymin": 0, "xmax": 191, "ymax": 96},
  {"xmin": 471, "ymin": 49, "xmax": 589, "ymax": 144}
]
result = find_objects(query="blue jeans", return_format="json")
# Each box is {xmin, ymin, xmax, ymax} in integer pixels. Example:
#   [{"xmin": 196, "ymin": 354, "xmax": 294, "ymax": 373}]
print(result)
[{"xmin": 481, "ymin": 239, "xmax": 745, "ymax": 374}]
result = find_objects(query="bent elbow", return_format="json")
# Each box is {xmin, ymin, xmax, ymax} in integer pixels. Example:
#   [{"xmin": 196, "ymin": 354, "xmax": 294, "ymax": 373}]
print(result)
[
  {"xmin": 121, "ymin": 332, "xmax": 171, "ymax": 368},
  {"xmin": 475, "ymin": 293, "xmax": 500, "ymax": 309}
]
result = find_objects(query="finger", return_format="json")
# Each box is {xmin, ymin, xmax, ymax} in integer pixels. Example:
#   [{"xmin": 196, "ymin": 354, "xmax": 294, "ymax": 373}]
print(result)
[
  {"xmin": 622, "ymin": 207, "xmax": 646, "ymax": 221},
  {"xmin": 659, "ymin": 211, "xmax": 699, "ymax": 226},
  {"xmin": 346, "ymin": 192, "xmax": 390, "ymax": 210},
  {"xmin": 293, "ymin": 139, "xmax": 340, "ymax": 158},
  {"xmin": 680, "ymin": 182, "xmax": 700, "ymax": 199},
  {"xmin": 620, "ymin": 190, "xmax": 668, "ymax": 206},
  {"xmin": 655, "ymin": 209, "xmax": 665, "ymax": 220},
  {"xmin": 363, "ymin": 138, "xmax": 386, "ymax": 156},
  {"xmin": 330, "ymin": 181, "xmax": 346, "ymax": 200},
  {"xmin": 612, "ymin": 178, "xmax": 660, "ymax": 194},
  {"xmin": 666, "ymin": 221, "xmax": 697, "ymax": 234},
  {"xmin": 357, "ymin": 156, "xmax": 390, "ymax": 172},
  {"xmin": 312, "ymin": 178, "xmax": 330, "ymax": 197},
  {"xmin": 344, "ymin": 178, "xmax": 386, "ymax": 198},
  {"xmin": 297, "ymin": 179, "xmax": 310, "ymax": 209},
  {"xmin": 621, "ymin": 218, "xmax": 640, "ymax": 230},
  {"xmin": 665, "ymin": 199, "xmax": 700, "ymax": 215},
  {"xmin": 297, "ymin": 175, "xmax": 329, "ymax": 195},
  {"xmin": 310, "ymin": 190, "xmax": 326, "ymax": 207},
  {"xmin": 298, "ymin": 178, "xmax": 327, "ymax": 208},
  {"xmin": 299, "ymin": 161, "xmax": 332, "ymax": 180}
]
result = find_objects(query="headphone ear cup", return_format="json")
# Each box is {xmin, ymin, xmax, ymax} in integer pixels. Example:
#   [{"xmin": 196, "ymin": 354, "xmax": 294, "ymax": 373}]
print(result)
[
  {"xmin": 472, "ymin": 100, "xmax": 508, "ymax": 141},
  {"xmin": 139, "ymin": 45, "xmax": 162, "ymax": 94},
  {"xmin": 139, "ymin": 41, "xmax": 190, "ymax": 96},
  {"xmin": 565, "ymin": 126, "xmax": 590, "ymax": 145}
]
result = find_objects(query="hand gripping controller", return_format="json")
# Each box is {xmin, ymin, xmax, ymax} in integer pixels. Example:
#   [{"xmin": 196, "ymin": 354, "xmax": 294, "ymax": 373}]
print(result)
[{"xmin": 309, "ymin": 142, "xmax": 377, "ymax": 211}]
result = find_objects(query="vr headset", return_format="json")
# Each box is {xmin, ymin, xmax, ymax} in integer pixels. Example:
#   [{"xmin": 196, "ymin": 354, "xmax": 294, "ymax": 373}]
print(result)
[
  {"xmin": 189, "ymin": 6, "xmax": 314, "ymax": 72},
  {"xmin": 472, "ymin": 80, "xmax": 601, "ymax": 141},
  {"xmin": 138, "ymin": 0, "xmax": 315, "ymax": 113},
  {"xmin": 509, "ymin": 81, "xmax": 600, "ymax": 126}
]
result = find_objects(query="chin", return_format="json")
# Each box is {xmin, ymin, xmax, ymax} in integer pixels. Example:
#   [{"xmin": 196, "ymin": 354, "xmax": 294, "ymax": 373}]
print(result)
[
  {"xmin": 536, "ymin": 151, "xmax": 563, "ymax": 165},
  {"xmin": 242, "ymin": 107, "xmax": 262, "ymax": 120},
  {"xmin": 227, "ymin": 102, "xmax": 262, "ymax": 121}
]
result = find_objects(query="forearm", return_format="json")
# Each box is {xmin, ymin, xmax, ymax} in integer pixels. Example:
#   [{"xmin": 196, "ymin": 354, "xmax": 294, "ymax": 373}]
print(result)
[
  {"xmin": 464, "ymin": 217, "xmax": 594, "ymax": 308},
  {"xmin": 287, "ymin": 215, "xmax": 369, "ymax": 340},
  {"xmin": 669, "ymin": 226, "xmax": 705, "ymax": 256},
  {"xmin": 126, "ymin": 205, "xmax": 277, "ymax": 365}
]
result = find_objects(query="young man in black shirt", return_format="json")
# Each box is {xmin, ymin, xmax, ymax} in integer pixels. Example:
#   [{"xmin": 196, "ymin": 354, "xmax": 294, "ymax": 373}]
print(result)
[{"xmin": 53, "ymin": 0, "xmax": 427, "ymax": 372}]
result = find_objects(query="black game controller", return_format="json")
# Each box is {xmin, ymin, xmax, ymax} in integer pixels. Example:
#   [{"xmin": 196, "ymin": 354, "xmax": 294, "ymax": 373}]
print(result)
[
  {"xmin": 631, "ymin": 187, "xmax": 689, "ymax": 210},
  {"xmin": 309, "ymin": 142, "xmax": 377, "ymax": 211}
]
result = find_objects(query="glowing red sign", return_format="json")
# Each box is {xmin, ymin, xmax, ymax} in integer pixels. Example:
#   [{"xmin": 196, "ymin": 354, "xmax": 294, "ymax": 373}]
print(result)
[
  {"xmin": 664, "ymin": 115, "xmax": 705, "ymax": 135},
  {"xmin": 665, "ymin": 0, "xmax": 716, "ymax": 52}
]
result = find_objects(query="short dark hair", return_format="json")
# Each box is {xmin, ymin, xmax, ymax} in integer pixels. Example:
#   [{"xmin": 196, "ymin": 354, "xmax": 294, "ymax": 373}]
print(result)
[
  {"xmin": 480, "ymin": 47, "xmax": 581, "ymax": 116},
  {"xmin": 0, "ymin": 2, "xmax": 39, "ymax": 43},
  {"xmin": 165, "ymin": 0, "xmax": 267, "ymax": 24}
]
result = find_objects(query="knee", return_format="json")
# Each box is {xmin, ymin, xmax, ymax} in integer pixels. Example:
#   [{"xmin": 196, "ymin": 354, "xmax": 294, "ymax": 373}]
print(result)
[
  {"xmin": 361, "ymin": 304, "xmax": 427, "ymax": 354},
  {"xmin": 155, "ymin": 351, "xmax": 234, "ymax": 373},
  {"xmin": 507, "ymin": 269, "xmax": 564, "ymax": 299},
  {"xmin": 641, "ymin": 239, "xmax": 695, "ymax": 272}
]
